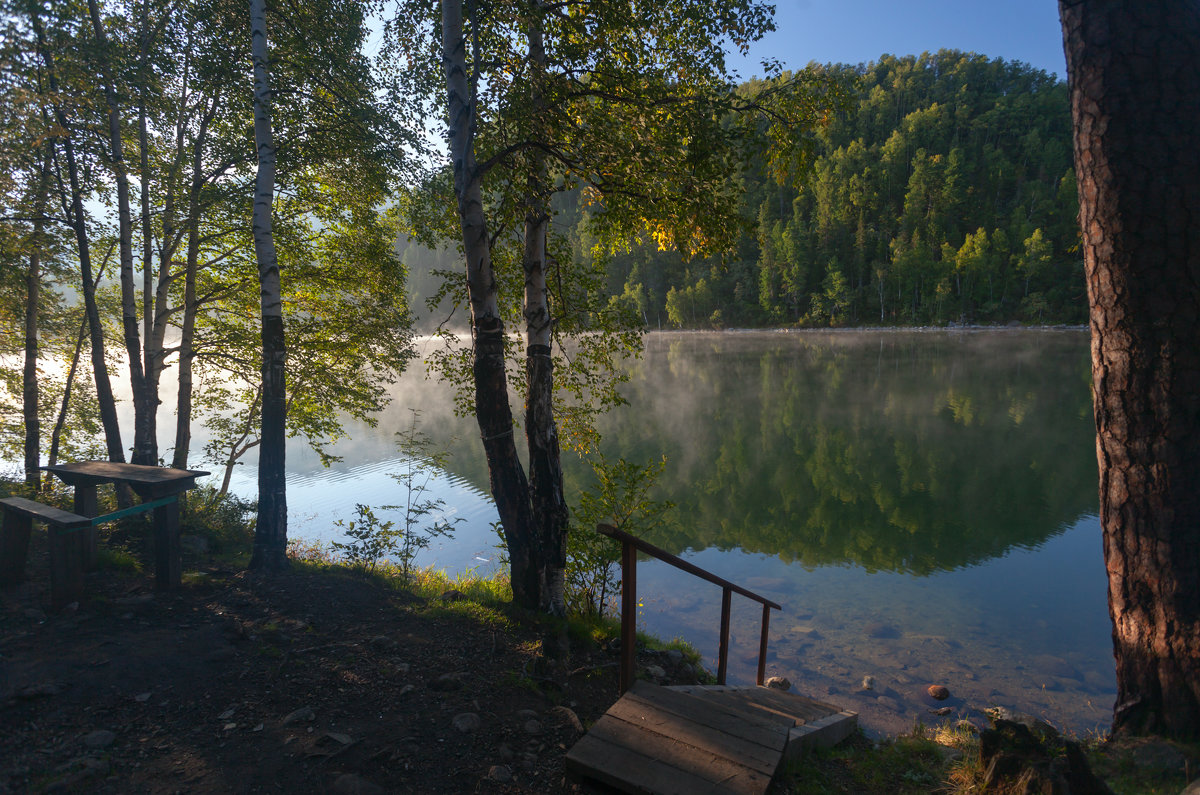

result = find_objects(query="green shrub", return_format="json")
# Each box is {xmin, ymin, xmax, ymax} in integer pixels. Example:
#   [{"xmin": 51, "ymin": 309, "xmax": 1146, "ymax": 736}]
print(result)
[
  {"xmin": 96, "ymin": 546, "xmax": 143, "ymax": 573},
  {"xmin": 179, "ymin": 486, "xmax": 255, "ymax": 555},
  {"xmin": 566, "ymin": 455, "xmax": 674, "ymax": 618}
]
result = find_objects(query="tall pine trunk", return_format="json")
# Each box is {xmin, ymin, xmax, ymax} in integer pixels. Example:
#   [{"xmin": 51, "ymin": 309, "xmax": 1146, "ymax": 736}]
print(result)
[
  {"xmin": 441, "ymin": 0, "xmax": 538, "ymax": 608},
  {"xmin": 1061, "ymin": 0, "xmax": 1200, "ymax": 738},
  {"xmin": 249, "ymin": 0, "xmax": 289, "ymax": 571},
  {"xmin": 522, "ymin": 6, "xmax": 567, "ymax": 616}
]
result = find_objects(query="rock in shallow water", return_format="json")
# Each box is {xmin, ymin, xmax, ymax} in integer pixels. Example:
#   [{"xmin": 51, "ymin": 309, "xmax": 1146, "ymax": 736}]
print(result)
[
  {"xmin": 865, "ymin": 622, "xmax": 901, "ymax": 639},
  {"xmin": 927, "ymin": 684, "xmax": 950, "ymax": 700}
]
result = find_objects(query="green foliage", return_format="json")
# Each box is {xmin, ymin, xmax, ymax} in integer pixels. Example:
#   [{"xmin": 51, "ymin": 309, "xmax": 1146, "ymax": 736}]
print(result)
[
  {"xmin": 383, "ymin": 411, "xmax": 462, "ymax": 580},
  {"xmin": 95, "ymin": 546, "xmax": 143, "ymax": 573},
  {"xmin": 388, "ymin": 0, "xmax": 849, "ymax": 449},
  {"xmin": 330, "ymin": 412, "xmax": 461, "ymax": 578},
  {"xmin": 196, "ymin": 185, "xmax": 415, "ymax": 489},
  {"xmin": 179, "ymin": 486, "xmax": 256, "ymax": 556},
  {"xmin": 780, "ymin": 728, "xmax": 950, "ymax": 794},
  {"xmin": 330, "ymin": 504, "xmax": 399, "ymax": 572},
  {"xmin": 566, "ymin": 455, "xmax": 674, "ymax": 617},
  {"xmin": 586, "ymin": 51, "xmax": 1084, "ymax": 328}
]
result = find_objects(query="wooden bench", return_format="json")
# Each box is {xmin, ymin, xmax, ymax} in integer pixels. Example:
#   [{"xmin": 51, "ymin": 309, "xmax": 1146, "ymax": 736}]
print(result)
[
  {"xmin": 2, "ymin": 462, "xmax": 208, "ymax": 610},
  {"xmin": 1, "ymin": 496, "xmax": 91, "ymax": 609},
  {"xmin": 1, "ymin": 493, "xmax": 184, "ymax": 609}
]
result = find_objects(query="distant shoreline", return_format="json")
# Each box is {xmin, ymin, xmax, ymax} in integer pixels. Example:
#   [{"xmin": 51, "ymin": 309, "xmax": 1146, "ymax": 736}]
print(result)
[{"xmin": 645, "ymin": 324, "xmax": 1089, "ymax": 334}]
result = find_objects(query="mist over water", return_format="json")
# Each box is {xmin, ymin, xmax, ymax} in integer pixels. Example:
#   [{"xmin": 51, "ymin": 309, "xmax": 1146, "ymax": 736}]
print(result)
[
  {"xmin": 581, "ymin": 330, "xmax": 1110, "ymax": 736},
  {"xmin": 25, "ymin": 328, "xmax": 1112, "ymax": 735}
]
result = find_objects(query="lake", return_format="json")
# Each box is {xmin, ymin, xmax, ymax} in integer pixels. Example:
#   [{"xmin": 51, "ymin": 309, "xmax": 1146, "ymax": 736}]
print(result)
[{"xmin": 36, "ymin": 328, "xmax": 1117, "ymax": 736}]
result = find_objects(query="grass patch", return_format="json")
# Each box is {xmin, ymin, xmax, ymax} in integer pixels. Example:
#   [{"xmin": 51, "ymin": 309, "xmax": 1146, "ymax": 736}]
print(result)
[
  {"xmin": 779, "ymin": 726, "xmax": 956, "ymax": 794},
  {"xmin": 95, "ymin": 546, "xmax": 142, "ymax": 573},
  {"xmin": 180, "ymin": 487, "xmax": 256, "ymax": 556},
  {"xmin": 1085, "ymin": 736, "xmax": 1200, "ymax": 795}
]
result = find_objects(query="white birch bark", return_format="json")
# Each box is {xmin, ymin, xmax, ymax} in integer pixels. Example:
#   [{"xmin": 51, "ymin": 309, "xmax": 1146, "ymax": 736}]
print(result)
[
  {"xmin": 522, "ymin": 3, "xmax": 567, "ymax": 617},
  {"xmin": 443, "ymin": 0, "xmax": 539, "ymax": 608},
  {"xmin": 249, "ymin": 0, "xmax": 288, "ymax": 570}
]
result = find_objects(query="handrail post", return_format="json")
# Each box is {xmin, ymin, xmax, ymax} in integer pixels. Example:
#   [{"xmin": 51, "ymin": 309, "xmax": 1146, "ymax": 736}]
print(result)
[
  {"xmin": 717, "ymin": 586, "xmax": 731, "ymax": 685},
  {"xmin": 757, "ymin": 602, "xmax": 771, "ymax": 686},
  {"xmin": 620, "ymin": 537, "xmax": 637, "ymax": 694}
]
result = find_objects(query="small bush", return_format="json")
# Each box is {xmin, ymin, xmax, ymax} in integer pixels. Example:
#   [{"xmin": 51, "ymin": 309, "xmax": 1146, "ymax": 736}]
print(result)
[
  {"xmin": 567, "ymin": 455, "xmax": 674, "ymax": 618},
  {"xmin": 180, "ymin": 486, "xmax": 256, "ymax": 556},
  {"xmin": 331, "ymin": 504, "xmax": 399, "ymax": 572}
]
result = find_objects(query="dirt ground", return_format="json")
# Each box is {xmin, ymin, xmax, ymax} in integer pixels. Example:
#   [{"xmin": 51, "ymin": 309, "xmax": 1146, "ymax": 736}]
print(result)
[{"xmin": 0, "ymin": 552, "xmax": 695, "ymax": 794}]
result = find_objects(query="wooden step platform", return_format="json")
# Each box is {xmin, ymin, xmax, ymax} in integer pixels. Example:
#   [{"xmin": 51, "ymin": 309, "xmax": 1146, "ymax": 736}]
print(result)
[{"xmin": 565, "ymin": 681, "xmax": 857, "ymax": 794}]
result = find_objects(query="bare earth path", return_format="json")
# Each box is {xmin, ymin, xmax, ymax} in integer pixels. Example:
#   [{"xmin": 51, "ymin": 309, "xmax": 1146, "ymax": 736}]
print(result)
[{"xmin": 1, "ymin": 561, "xmax": 662, "ymax": 794}]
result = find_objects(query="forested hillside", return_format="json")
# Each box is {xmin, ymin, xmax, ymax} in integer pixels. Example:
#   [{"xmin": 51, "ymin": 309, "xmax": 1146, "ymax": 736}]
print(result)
[{"xmin": 584, "ymin": 50, "xmax": 1084, "ymax": 328}]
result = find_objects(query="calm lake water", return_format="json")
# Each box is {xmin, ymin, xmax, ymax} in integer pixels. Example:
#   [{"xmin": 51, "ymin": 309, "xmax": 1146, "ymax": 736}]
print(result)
[{"xmin": 36, "ymin": 328, "xmax": 1117, "ymax": 736}]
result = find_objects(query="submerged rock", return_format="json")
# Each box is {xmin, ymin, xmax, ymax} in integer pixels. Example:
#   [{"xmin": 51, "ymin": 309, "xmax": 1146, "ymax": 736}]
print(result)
[{"xmin": 865, "ymin": 622, "xmax": 901, "ymax": 639}]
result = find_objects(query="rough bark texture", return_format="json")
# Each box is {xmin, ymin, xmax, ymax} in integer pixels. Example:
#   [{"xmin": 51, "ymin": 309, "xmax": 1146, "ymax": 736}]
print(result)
[
  {"xmin": 89, "ymin": 0, "xmax": 154, "ymax": 466},
  {"xmin": 249, "ymin": 0, "xmax": 288, "ymax": 571},
  {"xmin": 442, "ymin": 0, "xmax": 538, "ymax": 609},
  {"xmin": 171, "ymin": 101, "xmax": 211, "ymax": 471},
  {"xmin": 171, "ymin": 200, "xmax": 200, "ymax": 471},
  {"xmin": 522, "ymin": 6, "xmax": 568, "ymax": 617},
  {"xmin": 1061, "ymin": 0, "xmax": 1200, "ymax": 738},
  {"xmin": 22, "ymin": 166, "xmax": 45, "ymax": 490},
  {"xmin": 32, "ymin": 12, "xmax": 125, "ymax": 465}
]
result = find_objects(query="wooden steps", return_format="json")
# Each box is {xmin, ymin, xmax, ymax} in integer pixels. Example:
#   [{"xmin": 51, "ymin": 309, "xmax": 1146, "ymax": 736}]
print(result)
[{"xmin": 565, "ymin": 681, "xmax": 857, "ymax": 794}]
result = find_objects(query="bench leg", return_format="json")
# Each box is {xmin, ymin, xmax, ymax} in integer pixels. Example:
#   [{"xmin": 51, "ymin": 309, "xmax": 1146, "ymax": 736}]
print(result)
[
  {"xmin": 49, "ymin": 524, "xmax": 84, "ymax": 610},
  {"xmin": 153, "ymin": 499, "xmax": 181, "ymax": 590},
  {"xmin": 1, "ymin": 510, "xmax": 32, "ymax": 584},
  {"xmin": 73, "ymin": 485, "xmax": 99, "ymax": 571}
]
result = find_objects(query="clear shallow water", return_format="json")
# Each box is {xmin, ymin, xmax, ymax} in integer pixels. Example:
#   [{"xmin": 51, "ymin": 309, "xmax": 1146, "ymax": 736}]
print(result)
[{"xmin": 30, "ymin": 329, "xmax": 1116, "ymax": 735}]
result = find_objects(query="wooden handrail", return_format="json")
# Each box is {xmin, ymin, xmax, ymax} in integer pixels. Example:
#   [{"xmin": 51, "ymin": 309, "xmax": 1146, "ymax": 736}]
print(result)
[{"xmin": 596, "ymin": 523, "xmax": 782, "ymax": 694}]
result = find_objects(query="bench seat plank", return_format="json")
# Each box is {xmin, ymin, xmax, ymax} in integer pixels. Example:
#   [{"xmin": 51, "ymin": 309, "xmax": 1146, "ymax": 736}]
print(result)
[{"xmin": 0, "ymin": 497, "xmax": 90, "ymax": 527}]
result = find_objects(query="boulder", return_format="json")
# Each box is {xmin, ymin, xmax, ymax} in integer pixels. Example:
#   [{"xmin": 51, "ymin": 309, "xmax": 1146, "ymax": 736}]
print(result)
[{"xmin": 980, "ymin": 719, "xmax": 1113, "ymax": 795}]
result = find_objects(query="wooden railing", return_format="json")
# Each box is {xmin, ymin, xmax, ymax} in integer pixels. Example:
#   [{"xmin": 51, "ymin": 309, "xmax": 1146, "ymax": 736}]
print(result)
[{"xmin": 596, "ymin": 523, "xmax": 782, "ymax": 694}]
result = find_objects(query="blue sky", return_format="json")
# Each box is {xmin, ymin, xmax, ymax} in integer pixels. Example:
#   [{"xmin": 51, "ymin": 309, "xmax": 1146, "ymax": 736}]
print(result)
[{"xmin": 729, "ymin": 0, "xmax": 1067, "ymax": 80}]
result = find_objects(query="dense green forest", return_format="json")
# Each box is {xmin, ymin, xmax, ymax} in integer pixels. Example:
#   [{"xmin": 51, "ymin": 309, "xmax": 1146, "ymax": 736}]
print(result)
[{"xmin": 527, "ymin": 50, "xmax": 1082, "ymax": 329}]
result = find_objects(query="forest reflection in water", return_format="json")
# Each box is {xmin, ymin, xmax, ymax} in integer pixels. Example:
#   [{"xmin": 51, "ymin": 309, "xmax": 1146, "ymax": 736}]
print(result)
[
  {"xmin": 588, "ymin": 329, "xmax": 1109, "ymax": 736},
  {"xmin": 228, "ymin": 328, "xmax": 1111, "ymax": 735}
]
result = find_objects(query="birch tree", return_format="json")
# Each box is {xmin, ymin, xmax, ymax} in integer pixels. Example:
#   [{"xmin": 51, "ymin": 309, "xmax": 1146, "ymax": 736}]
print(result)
[
  {"xmin": 248, "ymin": 0, "xmax": 287, "ymax": 570},
  {"xmin": 397, "ymin": 0, "xmax": 845, "ymax": 612}
]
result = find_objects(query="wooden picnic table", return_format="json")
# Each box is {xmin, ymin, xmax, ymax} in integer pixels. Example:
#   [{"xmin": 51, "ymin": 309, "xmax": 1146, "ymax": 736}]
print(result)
[{"xmin": 1, "ymin": 462, "xmax": 208, "ymax": 608}]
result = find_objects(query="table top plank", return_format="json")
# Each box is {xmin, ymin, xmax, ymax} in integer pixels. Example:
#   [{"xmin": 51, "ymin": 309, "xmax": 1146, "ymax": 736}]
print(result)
[{"xmin": 44, "ymin": 462, "xmax": 209, "ymax": 487}]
